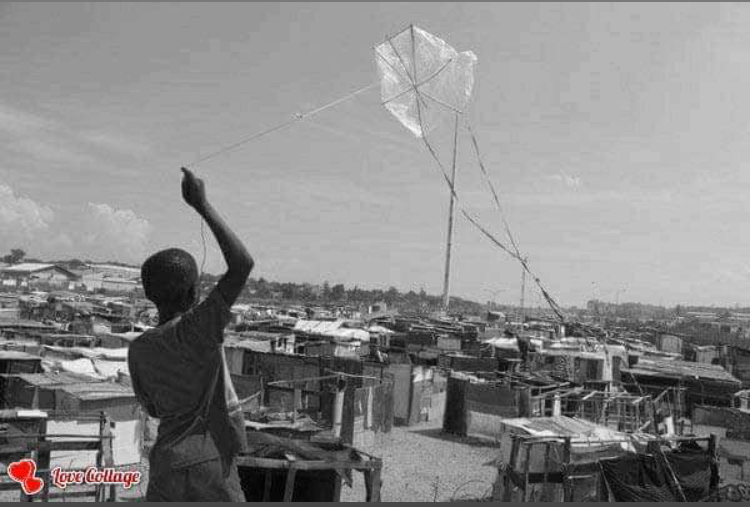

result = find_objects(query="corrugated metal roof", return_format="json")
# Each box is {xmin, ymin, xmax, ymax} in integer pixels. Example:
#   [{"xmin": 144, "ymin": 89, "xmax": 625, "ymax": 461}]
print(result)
[
  {"xmin": 293, "ymin": 319, "xmax": 369, "ymax": 341},
  {"xmin": 0, "ymin": 320, "xmax": 55, "ymax": 330},
  {"xmin": 0, "ymin": 350, "xmax": 41, "ymax": 361},
  {"xmin": 10, "ymin": 371, "xmax": 94, "ymax": 386},
  {"xmin": 1, "ymin": 263, "xmax": 55, "ymax": 273},
  {"xmin": 44, "ymin": 346, "xmax": 128, "ymax": 361},
  {"xmin": 56, "ymin": 381, "xmax": 134, "ymax": 400},
  {"xmin": 499, "ymin": 416, "xmax": 632, "ymax": 442},
  {"xmin": 226, "ymin": 339, "xmax": 273, "ymax": 353},
  {"xmin": 622, "ymin": 358, "xmax": 740, "ymax": 383}
]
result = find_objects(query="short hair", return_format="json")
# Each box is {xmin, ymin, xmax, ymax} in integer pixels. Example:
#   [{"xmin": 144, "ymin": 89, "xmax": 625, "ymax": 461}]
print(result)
[{"xmin": 141, "ymin": 248, "xmax": 198, "ymax": 307}]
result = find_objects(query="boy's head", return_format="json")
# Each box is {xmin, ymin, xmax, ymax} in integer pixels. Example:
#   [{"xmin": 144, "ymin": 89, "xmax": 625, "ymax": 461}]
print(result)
[{"xmin": 141, "ymin": 248, "xmax": 198, "ymax": 312}]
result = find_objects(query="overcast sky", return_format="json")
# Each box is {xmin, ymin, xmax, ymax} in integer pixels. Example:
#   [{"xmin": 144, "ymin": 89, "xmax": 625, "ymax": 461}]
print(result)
[{"xmin": 2, "ymin": 2, "xmax": 750, "ymax": 307}]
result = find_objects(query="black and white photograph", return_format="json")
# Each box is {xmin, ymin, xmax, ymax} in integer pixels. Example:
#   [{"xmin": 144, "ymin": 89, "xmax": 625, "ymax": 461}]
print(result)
[{"xmin": 0, "ymin": 1, "xmax": 749, "ymax": 502}]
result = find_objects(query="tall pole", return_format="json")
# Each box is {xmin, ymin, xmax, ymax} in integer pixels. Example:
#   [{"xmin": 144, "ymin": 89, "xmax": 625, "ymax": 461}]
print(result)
[
  {"xmin": 442, "ymin": 113, "xmax": 460, "ymax": 312},
  {"xmin": 520, "ymin": 257, "xmax": 528, "ymax": 322}
]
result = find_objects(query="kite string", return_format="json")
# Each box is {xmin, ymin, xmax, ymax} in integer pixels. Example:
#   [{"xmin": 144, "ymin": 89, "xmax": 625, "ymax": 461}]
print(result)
[
  {"xmin": 199, "ymin": 218, "xmax": 207, "ymax": 300},
  {"xmin": 183, "ymin": 81, "xmax": 379, "ymax": 168},
  {"xmin": 464, "ymin": 121, "xmax": 564, "ymax": 319},
  {"xmin": 417, "ymin": 109, "xmax": 565, "ymax": 321}
]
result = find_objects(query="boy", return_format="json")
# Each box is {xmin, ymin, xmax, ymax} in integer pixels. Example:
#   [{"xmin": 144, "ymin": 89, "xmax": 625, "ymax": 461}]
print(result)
[{"xmin": 128, "ymin": 168, "xmax": 254, "ymax": 501}]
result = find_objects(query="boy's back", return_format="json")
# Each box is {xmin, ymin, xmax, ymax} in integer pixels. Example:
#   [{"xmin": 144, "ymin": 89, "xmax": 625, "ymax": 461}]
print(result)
[
  {"xmin": 128, "ymin": 289, "xmax": 242, "ymax": 476},
  {"xmin": 128, "ymin": 168, "xmax": 253, "ymax": 501}
]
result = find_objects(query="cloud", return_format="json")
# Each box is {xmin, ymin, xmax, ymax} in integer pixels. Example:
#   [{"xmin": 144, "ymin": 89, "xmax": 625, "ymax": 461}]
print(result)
[
  {"xmin": 0, "ymin": 102, "xmax": 151, "ymax": 164},
  {"xmin": 550, "ymin": 172, "xmax": 581, "ymax": 189},
  {"xmin": 0, "ymin": 183, "xmax": 150, "ymax": 264},
  {"xmin": 0, "ymin": 184, "xmax": 54, "ymax": 245},
  {"xmin": 80, "ymin": 203, "xmax": 152, "ymax": 263}
]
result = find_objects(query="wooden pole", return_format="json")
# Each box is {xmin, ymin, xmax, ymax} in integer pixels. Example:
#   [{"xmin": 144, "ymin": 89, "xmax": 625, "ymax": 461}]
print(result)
[
  {"xmin": 562, "ymin": 437, "xmax": 572, "ymax": 502},
  {"xmin": 503, "ymin": 435, "xmax": 519, "ymax": 502},
  {"xmin": 520, "ymin": 257, "xmax": 527, "ymax": 322},
  {"xmin": 283, "ymin": 466, "xmax": 297, "ymax": 502},
  {"xmin": 442, "ymin": 112, "xmax": 460, "ymax": 312},
  {"xmin": 38, "ymin": 417, "xmax": 50, "ymax": 503}
]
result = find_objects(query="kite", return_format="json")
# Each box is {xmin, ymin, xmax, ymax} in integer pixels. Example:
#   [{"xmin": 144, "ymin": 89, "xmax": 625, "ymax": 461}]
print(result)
[{"xmin": 375, "ymin": 25, "xmax": 478, "ymax": 138}]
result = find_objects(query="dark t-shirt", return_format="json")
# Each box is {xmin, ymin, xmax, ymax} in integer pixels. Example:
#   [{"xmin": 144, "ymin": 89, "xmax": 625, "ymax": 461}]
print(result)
[{"xmin": 128, "ymin": 289, "xmax": 246, "ymax": 477}]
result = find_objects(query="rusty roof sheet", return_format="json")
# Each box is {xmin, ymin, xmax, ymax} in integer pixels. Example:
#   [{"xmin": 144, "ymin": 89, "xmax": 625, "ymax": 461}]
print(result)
[{"xmin": 622, "ymin": 357, "xmax": 740, "ymax": 383}]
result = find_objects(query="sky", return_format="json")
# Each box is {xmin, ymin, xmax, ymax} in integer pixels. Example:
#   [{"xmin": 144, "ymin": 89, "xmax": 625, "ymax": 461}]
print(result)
[{"xmin": 2, "ymin": 2, "xmax": 750, "ymax": 307}]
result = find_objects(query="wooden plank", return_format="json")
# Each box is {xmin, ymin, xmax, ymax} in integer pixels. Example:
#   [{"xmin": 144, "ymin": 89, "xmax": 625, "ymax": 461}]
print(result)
[
  {"xmin": 293, "ymin": 389, "xmax": 302, "ymax": 422},
  {"xmin": 265, "ymin": 385, "xmax": 320, "ymax": 396},
  {"xmin": 503, "ymin": 435, "xmax": 519, "ymax": 502},
  {"xmin": 262, "ymin": 470, "xmax": 272, "ymax": 501},
  {"xmin": 365, "ymin": 465, "xmax": 382, "ymax": 502},
  {"xmin": 282, "ymin": 466, "xmax": 297, "ymax": 502},
  {"xmin": 523, "ymin": 443, "xmax": 531, "ymax": 501},
  {"xmin": 96, "ymin": 413, "xmax": 104, "ymax": 503},
  {"xmin": 507, "ymin": 469, "xmax": 564, "ymax": 487},
  {"xmin": 332, "ymin": 470, "xmax": 343, "ymax": 502},
  {"xmin": 542, "ymin": 442, "xmax": 551, "ymax": 500},
  {"xmin": 38, "ymin": 418, "xmax": 50, "ymax": 502}
]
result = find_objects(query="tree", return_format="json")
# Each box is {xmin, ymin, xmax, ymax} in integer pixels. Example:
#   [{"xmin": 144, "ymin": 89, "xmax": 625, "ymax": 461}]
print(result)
[
  {"xmin": 280, "ymin": 283, "xmax": 296, "ymax": 301},
  {"xmin": 385, "ymin": 286, "xmax": 399, "ymax": 305},
  {"xmin": 255, "ymin": 278, "xmax": 271, "ymax": 298},
  {"xmin": 2, "ymin": 248, "xmax": 25, "ymax": 264},
  {"xmin": 331, "ymin": 284, "xmax": 345, "ymax": 300}
]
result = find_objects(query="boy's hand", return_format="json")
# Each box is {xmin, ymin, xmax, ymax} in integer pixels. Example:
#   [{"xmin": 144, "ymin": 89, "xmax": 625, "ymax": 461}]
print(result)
[{"xmin": 181, "ymin": 167, "xmax": 208, "ymax": 212}]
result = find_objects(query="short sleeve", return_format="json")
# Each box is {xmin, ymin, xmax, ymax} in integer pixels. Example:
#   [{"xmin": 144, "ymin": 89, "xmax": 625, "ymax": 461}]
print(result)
[{"xmin": 176, "ymin": 288, "xmax": 232, "ymax": 348}]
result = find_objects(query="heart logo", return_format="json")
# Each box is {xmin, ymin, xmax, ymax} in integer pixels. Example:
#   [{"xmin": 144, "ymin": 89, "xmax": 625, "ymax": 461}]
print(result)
[
  {"xmin": 23, "ymin": 476, "xmax": 44, "ymax": 496},
  {"xmin": 7, "ymin": 459, "xmax": 44, "ymax": 495}
]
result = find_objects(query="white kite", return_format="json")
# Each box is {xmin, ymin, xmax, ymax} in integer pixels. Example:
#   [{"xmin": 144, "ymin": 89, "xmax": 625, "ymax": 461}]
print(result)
[{"xmin": 375, "ymin": 25, "xmax": 478, "ymax": 138}]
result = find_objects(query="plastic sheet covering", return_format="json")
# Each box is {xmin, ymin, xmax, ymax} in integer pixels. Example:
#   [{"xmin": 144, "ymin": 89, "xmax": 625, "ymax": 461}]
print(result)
[
  {"xmin": 375, "ymin": 25, "xmax": 477, "ymax": 137},
  {"xmin": 600, "ymin": 445, "xmax": 718, "ymax": 502}
]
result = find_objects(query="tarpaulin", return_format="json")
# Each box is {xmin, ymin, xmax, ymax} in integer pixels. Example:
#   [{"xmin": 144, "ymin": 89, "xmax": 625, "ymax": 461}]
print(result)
[{"xmin": 600, "ymin": 444, "xmax": 717, "ymax": 502}]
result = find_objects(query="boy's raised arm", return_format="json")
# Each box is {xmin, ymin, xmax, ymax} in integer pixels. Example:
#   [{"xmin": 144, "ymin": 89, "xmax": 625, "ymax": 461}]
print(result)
[{"xmin": 181, "ymin": 167, "xmax": 254, "ymax": 305}]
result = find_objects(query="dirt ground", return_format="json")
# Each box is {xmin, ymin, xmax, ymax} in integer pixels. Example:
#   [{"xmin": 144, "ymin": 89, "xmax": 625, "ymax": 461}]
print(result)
[{"xmin": 339, "ymin": 420, "xmax": 499, "ymax": 502}]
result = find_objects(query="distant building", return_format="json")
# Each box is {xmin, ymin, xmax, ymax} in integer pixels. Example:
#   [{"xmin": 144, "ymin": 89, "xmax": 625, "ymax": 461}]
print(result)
[
  {"xmin": 656, "ymin": 333, "xmax": 684, "ymax": 354},
  {"xmin": 685, "ymin": 311, "xmax": 718, "ymax": 322},
  {"xmin": 82, "ymin": 263, "xmax": 141, "ymax": 293},
  {"xmin": 368, "ymin": 302, "xmax": 387, "ymax": 314},
  {"xmin": 0, "ymin": 263, "xmax": 79, "ymax": 290},
  {"xmin": 86, "ymin": 263, "xmax": 141, "ymax": 279}
]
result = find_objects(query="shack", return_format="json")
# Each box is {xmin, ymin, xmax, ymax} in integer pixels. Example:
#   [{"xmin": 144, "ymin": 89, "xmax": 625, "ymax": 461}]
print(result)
[
  {"xmin": 621, "ymin": 358, "xmax": 741, "ymax": 409},
  {"xmin": 1, "ymin": 371, "xmax": 94, "ymax": 409},
  {"xmin": 656, "ymin": 333, "xmax": 684, "ymax": 354},
  {"xmin": 443, "ymin": 373, "xmax": 569, "ymax": 439},
  {"xmin": 528, "ymin": 347, "xmax": 622, "ymax": 387},
  {"xmin": 489, "ymin": 416, "xmax": 643, "ymax": 502},
  {"xmin": 386, "ymin": 362, "xmax": 446, "ymax": 426}
]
